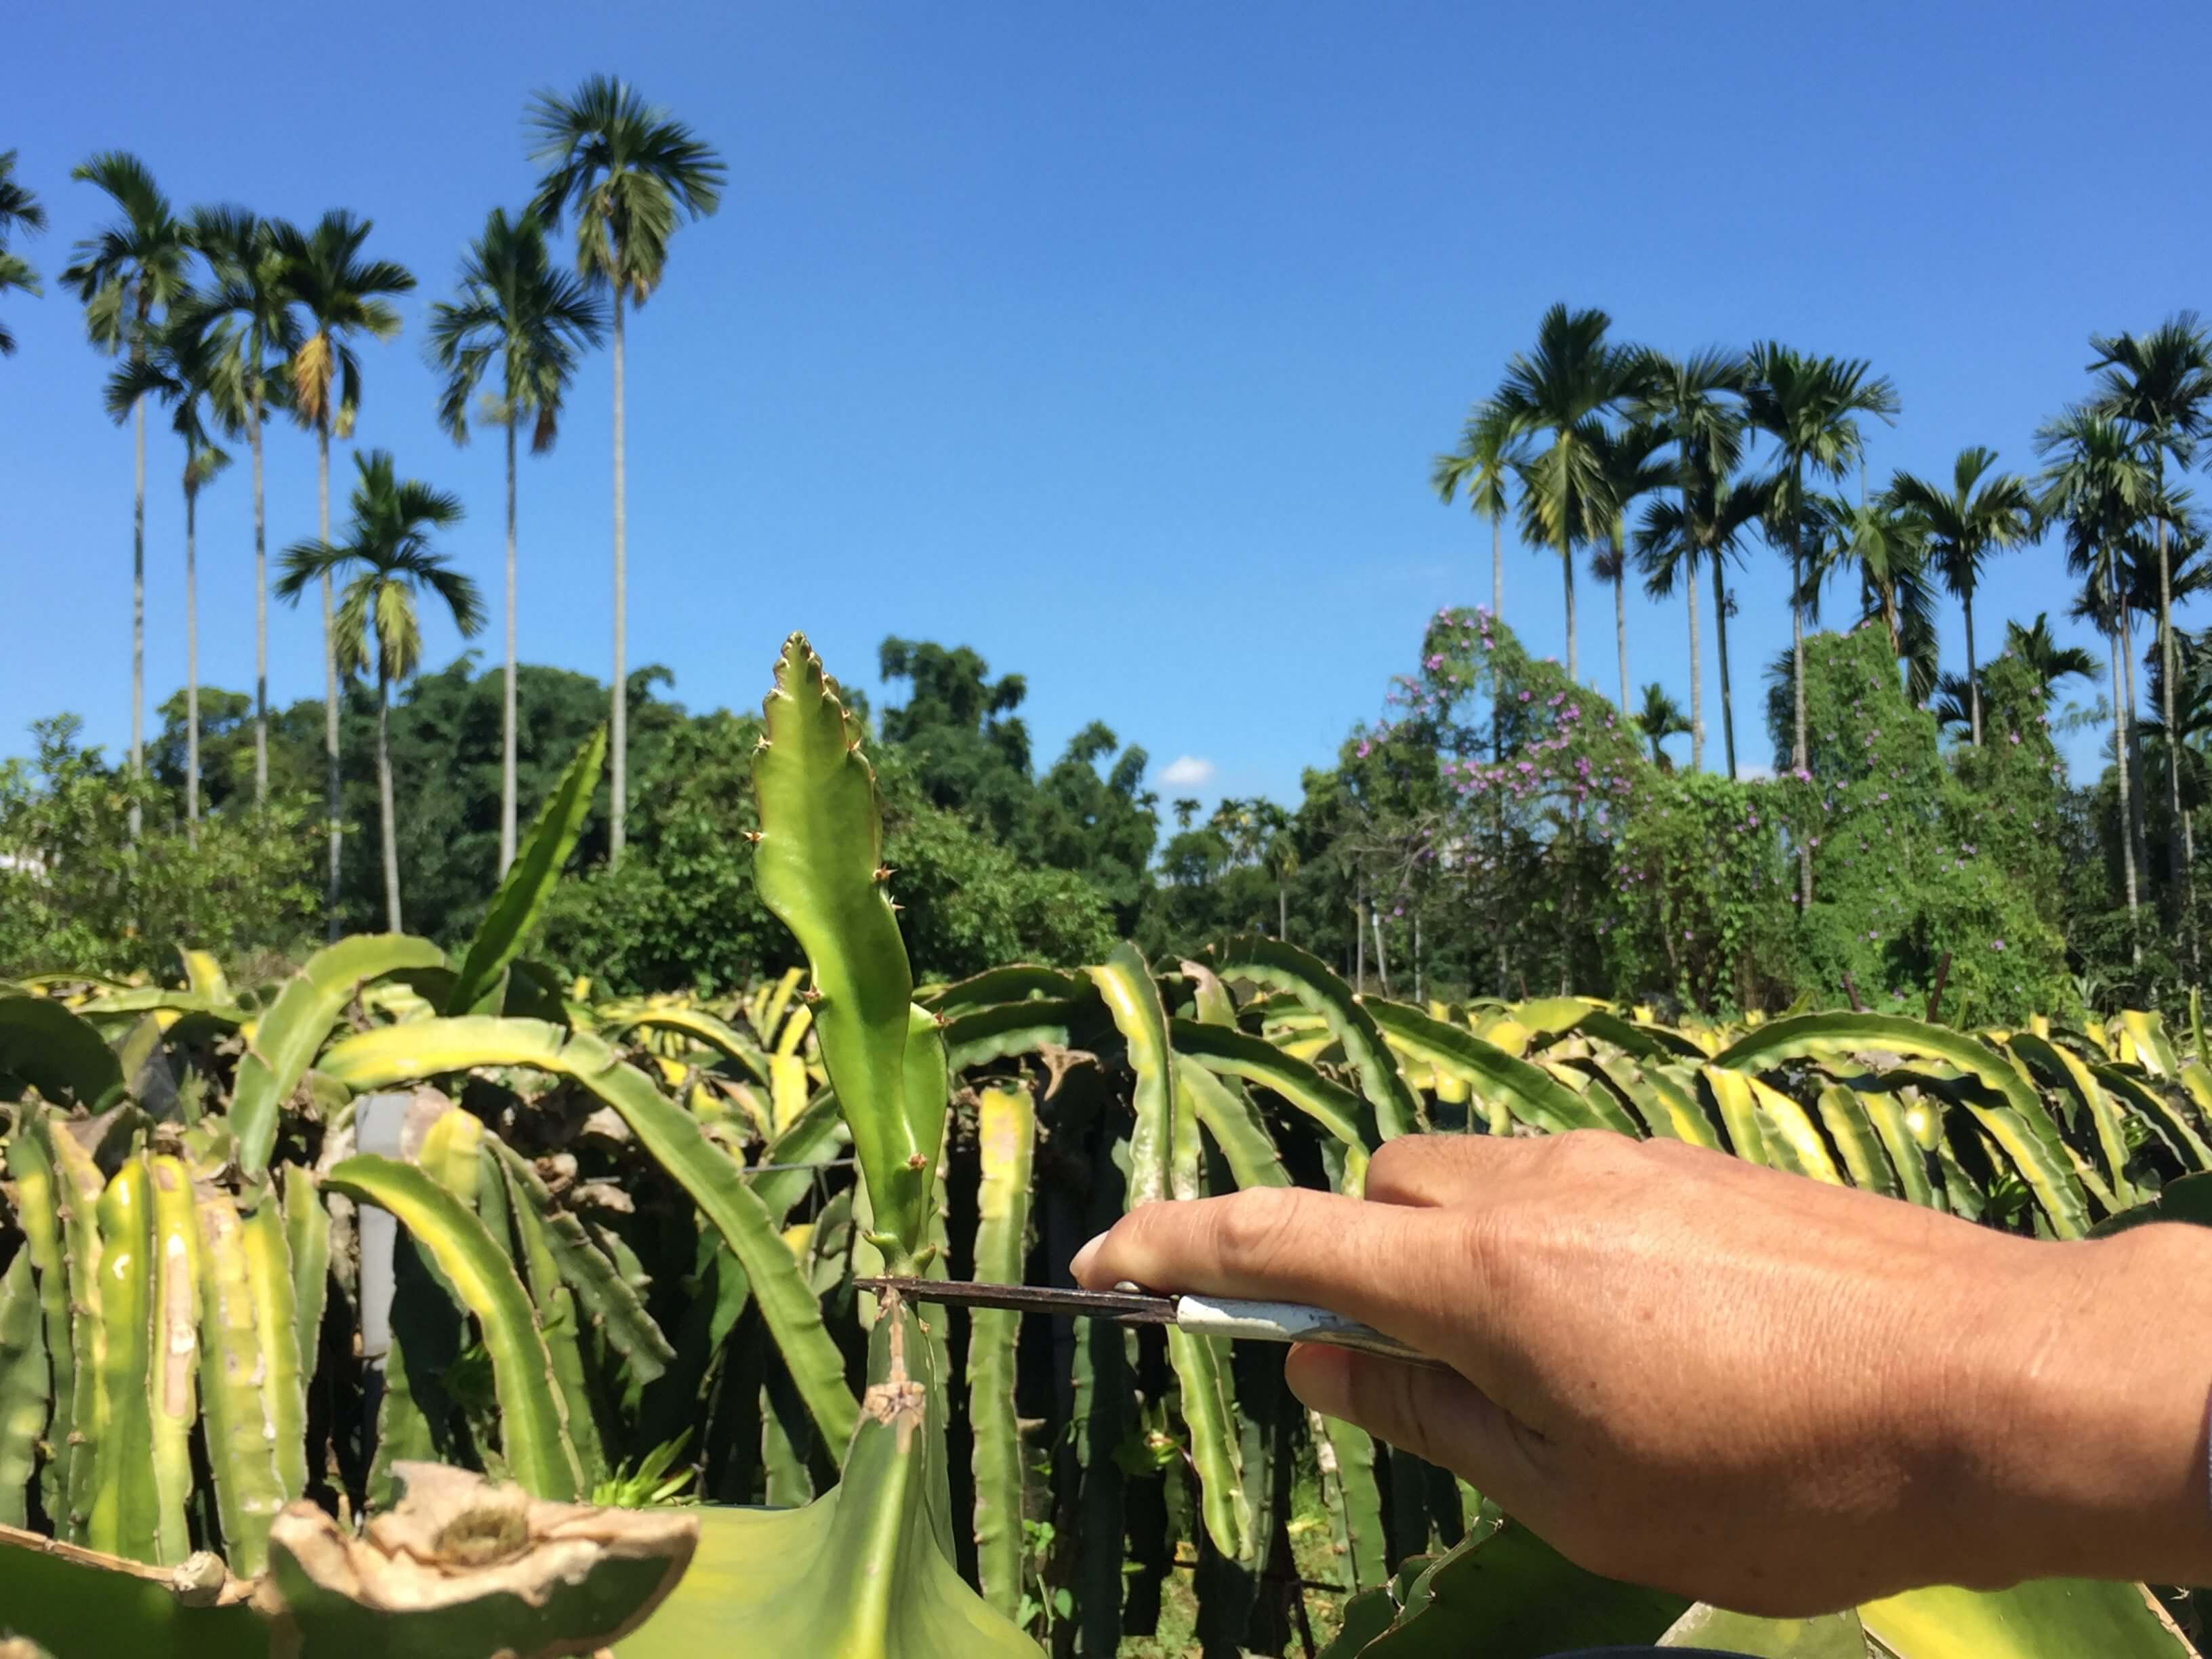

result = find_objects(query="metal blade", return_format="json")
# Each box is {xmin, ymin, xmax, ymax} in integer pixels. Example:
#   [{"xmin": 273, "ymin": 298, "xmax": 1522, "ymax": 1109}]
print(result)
[{"xmin": 854, "ymin": 1276, "xmax": 1179, "ymax": 1324}]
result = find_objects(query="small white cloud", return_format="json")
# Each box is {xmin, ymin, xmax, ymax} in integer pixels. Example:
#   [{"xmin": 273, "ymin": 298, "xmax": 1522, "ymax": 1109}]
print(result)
[
  {"xmin": 1738, "ymin": 762, "xmax": 1776, "ymax": 781},
  {"xmin": 1158, "ymin": 755, "xmax": 1215, "ymax": 788}
]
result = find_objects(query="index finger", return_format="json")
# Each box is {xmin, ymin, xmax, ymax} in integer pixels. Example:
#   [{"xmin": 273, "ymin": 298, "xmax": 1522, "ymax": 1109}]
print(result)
[{"xmin": 1071, "ymin": 1186, "xmax": 1477, "ymax": 1359}]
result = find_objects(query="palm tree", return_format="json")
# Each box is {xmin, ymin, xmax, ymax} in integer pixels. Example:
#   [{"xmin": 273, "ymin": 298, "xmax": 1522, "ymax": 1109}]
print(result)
[
  {"xmin": 2089, "ymin": 314, "xmax": 2212, "ymax": 927},
  {"xmin": 2039, "ymin": 407, "xmax": 2155, "ymax": 956},
  {"xmin": 1634, "ymin": 683, "xmax": 1692, "ymax": 770},
  {"xmin": 1491, "ymin": 305, "xmax": 1652, "ymax": 685},
  {"xmin": 1591, "ymin": 422, "xmax": 1672, "ymax": 711},
  {"xmin": 277, "ymin": 451, "xmax": 483, "ymax": 930},
  {"xmin": 1637, "ymin": 477, "xmax": 1767, "ymax": 781},
  {"xmin": 2002, "ymin": 613, "xmax": 2101, "ymax": 712},
  {"xmin": 59, "ymin": 154, "xmax": 191, "ymax": 837},
  {"xmin": 173, "ymin": 208, "xmax": 300, "ymax": 806},
  {"xmin": 2142, "ymin": 628, "xmax": 2212, "ymax": 846},
  {"xmin": 1744, "ymin": 345, "xmax": 1900, "ymax": 792},
  {"xmin": 1805, "ymin": 492, "xmax": 1937, "ymax": 699},
  {"xmin": 0, "ymin": 151, "xmax": 46, "ymax": 356},
  {"xmin": 1631, "ymin": 349, "xmax": 1749, "ymax": 774},
  {"xmin": 428, "ymin": 207, "xmax": 607, "ymax": 874},
  {"xmin": 272, "ymin": 211, "xmax": 415, "ymax": 938},
  {"xmin": 1886, "ymin": 447, "xmax": 2036, "ymax": 743},
  {"xmin": 1432, "ymin": 399, "xmax": 1523, "ymax": 622},
  {"xmin": 527, "ymin": 75, "xmax": 726, "ymax": 866},
  {"xmin": 1933, "ymin": 621, "xmax": 2100, "ymax": 741},
  {"xmin": 105, "ymin": 314, "xmax": 232, "ymax": 835}
]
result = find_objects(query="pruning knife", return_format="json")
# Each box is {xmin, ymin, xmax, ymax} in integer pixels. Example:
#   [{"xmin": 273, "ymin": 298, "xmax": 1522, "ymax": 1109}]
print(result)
[{"xmin": 853, "ymin": 1277, "xmax": 1450, "ymax": 1372}]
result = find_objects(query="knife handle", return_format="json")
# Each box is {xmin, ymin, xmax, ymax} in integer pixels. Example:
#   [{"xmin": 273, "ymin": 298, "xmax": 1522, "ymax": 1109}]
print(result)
[{"xmin": 1172, "ymin": 1295, "xmax": 1454, "ymax": 1372}]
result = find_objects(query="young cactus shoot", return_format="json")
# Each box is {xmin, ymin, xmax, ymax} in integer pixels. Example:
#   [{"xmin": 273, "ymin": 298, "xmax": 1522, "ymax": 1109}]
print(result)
[{"xmin": 752, "ymin": 633, "xmax": 949, "ymax": 1265}]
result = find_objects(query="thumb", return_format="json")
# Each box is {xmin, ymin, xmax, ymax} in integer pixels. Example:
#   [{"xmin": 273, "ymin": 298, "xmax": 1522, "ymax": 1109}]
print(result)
[{"xmin": 1286, "ymin": 1343, "xmax": 1549, "ymax": 1507}]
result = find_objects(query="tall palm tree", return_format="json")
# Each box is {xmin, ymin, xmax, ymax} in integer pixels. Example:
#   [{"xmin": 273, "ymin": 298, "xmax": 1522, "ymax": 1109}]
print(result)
[
  {"xmin": 1743, "ymin": 345, "xmax": 1900, "ymax": 794},
  {"xmin": 272, "ymin": 211, "xmax": 415, "ymax": 938},
  {"xmin": 1886, "ymin": 447, "xmax": 2036, "ymax": 743},
  {"xmin": 2089, "ymin": 314, "xmax": 2212, "ymax": 927},
  {"xmin": 1634, "ymin": 683, "xmax": 1692, "ymax": 769},
  {"xmin": 1432, "ymin": 399, "xmax": 1523, "ymax": 622},
  {"xmin": 527, "ymin": 75, "xmax": 725, "ymax": 865},
  {"xmin": 2142, "ymin": 628, "xmax": 2212, "ymax": 846},
  {"xmin": 59, "ymin": 154, "xmax": 191, "ymax": 837},
  {"xmin": 0, "ymin": 150, "xmax": 46, "ymax": 356},
  {"xmin": 173, "ymin": 208, "xmax": 300, "ymax": 806},
  {"xmin": 1591, "ymin": 421, "xmax": 1672, "ymax": 711},
  {"xmin": 1805, "ymin": 492, "xmax": 1938, "ymax": 699},
  {"xmin": 277, "ymin": 451, "xmax": 483, "ymax": 930},
  {"xmin": 2001, "ymin": 613, "xmax": 2101, "ymax": 712},
  {"xmin": 105, "ymin": 314, "xmax": 232, "ymax": 835},
  {"xmin": 1490, "ymin": 304, "xmax": 1652, "ymax": 685},
  {"xmin": 1637, "ymin": 478, "xmax": 1767, "ymax": 781},
  {"xmin": 1631, "ymin": 349, "xmax": 1748, "ymax": 774},
  {"xmin": 1933, "ymin": 619, "xmax": 2100, "ymax": 741},
  {"xmin": 2040, "ymin": 407, "xmax": 2156, "ymax": 956},
  {"xmin": 428, "ymin": 207, "xmax": 607, "ymax": 874}
]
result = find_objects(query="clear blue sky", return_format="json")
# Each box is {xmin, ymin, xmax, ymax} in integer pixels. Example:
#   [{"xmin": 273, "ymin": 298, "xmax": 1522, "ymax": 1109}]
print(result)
[{"xmin": 5, "ymin": 0, "xmax": 2206, "ymax": 810}]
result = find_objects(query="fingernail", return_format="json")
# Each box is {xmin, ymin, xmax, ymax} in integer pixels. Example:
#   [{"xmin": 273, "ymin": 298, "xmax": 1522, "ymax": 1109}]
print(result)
[{"xmin": 1069, "ymin": 1231, "xmax": 1109, "ymax": 1284}]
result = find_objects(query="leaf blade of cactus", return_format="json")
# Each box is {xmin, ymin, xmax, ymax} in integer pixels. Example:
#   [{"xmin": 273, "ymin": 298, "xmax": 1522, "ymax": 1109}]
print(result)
[
  {"xmin": 0, "ymin": 1521, "xmax": 264, "ymax": 1655},
  {"xmin": 1087, "ymin": 941, "xmax": 1176, "ymax": 1208},
  {"xmin": 1170, "ymin": 1018, "xmax": 1374, "ymax": 1151},
  {"xmin": 194, "ymin": 1185, "xmax": 286, "ymax": 1574},
  {"xmin": 0, "ymin": 998, "xmax": 124, "ymax": 1110},
  {"xmin": 2094, "ymin": 1063, "xmax": 2212, "ymax": 1171},
  {"xmin": 745, "ymin": 1086, "xmax": 851, "ymax": 1223},
  {"xmin": 561, "ymin": 1049, "xmax": 859, "ymax": 1450},
  {"xmin": 966, "ymin": 1080, "xmax": 1035, "ymax": 1619},
  {"xmin": 1319, "ymin": 1517, "xmax": 1687, "ymax": 1656},
  {"xmin": 1660, "ymin": 1603, "xmax": 1868, "ymax": 1653},
  {"xmin": 5, "ymin": 1118, "xmax": 72, "ymax": 1528},
  {"xmin": 146, "ymin": 1157, "xmax": 203, "ymax": 1564},
  {"xmin": 941, "ymin": 996, "xmax": 1087, "ymax": 1072},
  {"xmin": 1591, "ymin": 1057, "xmax": 1721, "ymax": 1147},
  {"xmin": 447, "ymin": 726, "xmax": 607, "ymax": 1016},
  {"xmin": 229, "ymin": 933, "xmax": 447, "ymax": 1176},
  {"xmin": 1366, "ymin": 998, "xmax": 1628, "ymax": 1134},
  {"xmin": 491, "ymin": 1137, "xmax": 674, "ymax": 1383},
  {"xmin": 1747, "ymin": 1076, "xmax": 1845, "ymax": 1185},
  {"xmin": 1858, "ymin": 1578, "xmax": 2198, "ymax": 1656},
  {"xmin": 281, "ymin": 1165, "xmax": 330, "ymax": 1403},
  {"xmin": 1175, "ymin": 1056, "xmax": 1290, "ymax": 1191},
  {"xmin": 325, "ymin": 1154, "xmax": 583, "ymax": 1500},
  {"xmin": 0, "ymin": 1253, "xmax": 47, "ymax": 1530},
  {"xmin": 1164, "ymin": 1057, "xmax": 1248, "ymax": 1561},
  {"xmin": 1310, "ymin": 1409, "xmax": 1387, "ymax": 1595},
  {"xmin": 237, "ymin": 1184, "xmax": 311, "ymax": 1508},
  {"xmin": 1711, "ymin": 1012, "xmax": 2089, "ymax": 1235},
  {"xmin": 86, "ymin": 1159, "xmax": 158, "ymax": 1562},
  {"xmin": 490, "ymin": 1141, "xmax": 610, "ymax": 1490},
  {"xmin": 180, "ymin": 947, "xmax": 230, "ymax": 1002},
  {"xmin": 1205, "ymin": 936, "xmax": 1421, "ymax": 1138},
  {"xmin": 316, "ymin": 1017, "xmax": 858, "ymax": 1448},
  {"xmin": 598, "ymin": 1006, "xmax": 769, "ymax": 1083},
  {"xmin": 751, "ymin": 632, "xmax": 932, "ymax": 1255},
  {"xmin": 1811, "ymin": 1085, "xmax": 1901, "ymax": 1199},
  {"xmin": 617, "ymin": 1302, "xmax": 1033, "ymax": 1658},
  {"xmin": 45, "ymin": 1122, "xmax": 107, "ymax": 1544}
]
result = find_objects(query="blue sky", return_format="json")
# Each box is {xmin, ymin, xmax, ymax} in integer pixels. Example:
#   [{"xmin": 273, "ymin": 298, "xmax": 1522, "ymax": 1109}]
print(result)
[{"xmin": 5, "ymin": 0, "xmax": 2207, "ymax": 811}]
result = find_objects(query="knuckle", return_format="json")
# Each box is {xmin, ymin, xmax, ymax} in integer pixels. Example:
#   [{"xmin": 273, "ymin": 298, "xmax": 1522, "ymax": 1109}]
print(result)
[
  {"xmin": 1206, "ymin": 1185, "xmax": 1307, "ymax": 1274},
  {"xmin": 1364, "ymin": 1135, "xmax": 1433, "ymax": 1194}
]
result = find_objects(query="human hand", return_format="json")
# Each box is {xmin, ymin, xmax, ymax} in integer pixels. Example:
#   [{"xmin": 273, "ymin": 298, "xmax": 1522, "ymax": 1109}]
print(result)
[{"xmin": 1071, "ymin": 1131, "xmax": 2212, "ymax": 1614}]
